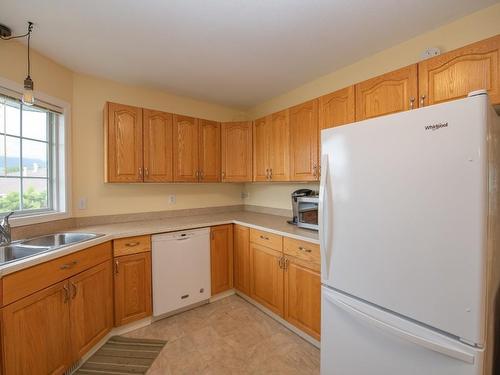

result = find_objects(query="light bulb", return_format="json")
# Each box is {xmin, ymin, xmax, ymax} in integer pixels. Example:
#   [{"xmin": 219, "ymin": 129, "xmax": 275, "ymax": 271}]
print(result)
[{"xmin": 22, "ymin": 76, "xmax": 34, "ymax": 106}]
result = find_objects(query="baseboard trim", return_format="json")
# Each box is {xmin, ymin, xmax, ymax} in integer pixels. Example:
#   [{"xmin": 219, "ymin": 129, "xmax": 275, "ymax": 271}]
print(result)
[
  {"xmin": 236, "ymin": 291, "xmax": 320, "ymax": 349},
  {"xmin": 210, "ymin": 288, "xmax": 236, "ymax": 302}
]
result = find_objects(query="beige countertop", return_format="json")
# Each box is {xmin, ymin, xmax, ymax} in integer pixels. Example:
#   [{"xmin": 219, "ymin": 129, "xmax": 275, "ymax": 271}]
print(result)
[{"xmin": 0, "ymin": 211, "xmax": 319, "ymax": 277}]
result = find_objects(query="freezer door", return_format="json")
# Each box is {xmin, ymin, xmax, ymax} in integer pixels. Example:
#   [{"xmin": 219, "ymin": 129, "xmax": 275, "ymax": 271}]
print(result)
[
  {"xmin": 320, "ymin": 95, "xmax": 490, "ymax": 344},
  {"xmin": 321, "ymin": 287, "xmax": 483, "ymax": 375}
]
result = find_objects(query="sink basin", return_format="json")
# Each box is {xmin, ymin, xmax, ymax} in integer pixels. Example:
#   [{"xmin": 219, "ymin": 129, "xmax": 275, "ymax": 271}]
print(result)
[
  {"xmin": 0, "ymin": 232, "xmax": 103, "ymax": 265},
  {"xmin": 20, "ymin": 232, "xmax": 100, "ymax": 248}
]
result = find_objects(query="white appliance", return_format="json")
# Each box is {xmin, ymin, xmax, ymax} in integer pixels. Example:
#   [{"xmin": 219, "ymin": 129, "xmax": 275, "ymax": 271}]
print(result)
[
  {"xmin": 319, "ymin": 92, "xmax": 500, "ymax": 375},
  {"xmin": 152, "ymin": 228, "xmax": 211, "ymax": 317}
]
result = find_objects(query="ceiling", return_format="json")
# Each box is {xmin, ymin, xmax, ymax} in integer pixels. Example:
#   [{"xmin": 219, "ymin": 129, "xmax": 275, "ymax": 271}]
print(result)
[{"xmin": 1, "ymin": 0, "xmax": 498, "ymax": 109}]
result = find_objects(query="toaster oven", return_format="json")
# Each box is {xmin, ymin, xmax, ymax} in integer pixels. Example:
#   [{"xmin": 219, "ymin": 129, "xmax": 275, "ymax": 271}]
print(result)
[{"xmin": 296, "ymin": 196, "xmax": 319, "ymax": 231}]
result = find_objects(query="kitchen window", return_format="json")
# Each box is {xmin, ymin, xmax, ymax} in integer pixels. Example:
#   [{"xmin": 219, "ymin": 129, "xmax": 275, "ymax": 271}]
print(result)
[{"xmin": 0, "ymin": 91, "xmax": 67, "ymax": 221}]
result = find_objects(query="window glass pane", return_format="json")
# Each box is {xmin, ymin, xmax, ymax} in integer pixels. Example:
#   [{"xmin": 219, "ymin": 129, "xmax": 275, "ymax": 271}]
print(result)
[
  {"xmin": 0, "ymin": 177, "xmax": 20, "ymax": 212},
  {"xmin": 22, "ymin": 139, "xmax": 47, "ymax": 178},
  {"xmin": 5, "ymin": 101, "xmax": 20, "ymax": 136},
  {"xmin": 0, "ymin": 100, "xmax": 5, "ymax": 134},
  {"xmin": 22, "ymin": 106, "xmax": 48, "ymax": 141},
  {"xmin": 1, "ymin": 136, "xmax": 21, "ymax": 177},
  {"xmin": 22, "ymin": 178, "xmax": 48, "ymax": 210}
]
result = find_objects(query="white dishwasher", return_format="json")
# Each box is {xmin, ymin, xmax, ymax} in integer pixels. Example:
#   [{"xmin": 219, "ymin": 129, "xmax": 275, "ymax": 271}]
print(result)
[{"xmin": 152, "ymin": 228, "xmax": 211, "ymax": 318}]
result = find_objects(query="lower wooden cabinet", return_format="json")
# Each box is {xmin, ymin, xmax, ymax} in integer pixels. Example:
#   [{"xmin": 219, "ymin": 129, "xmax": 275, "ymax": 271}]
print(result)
[
  {"xmin": 1, "ymin": 260, "xmax": 113, "ymax": 375},
  {"xmin": 284, "ymin": 257, "xmax": 321, "ymax": 340},
  {"xmin": 114, "ymin": 252, "xmax": 152, "ymax": 326},
  {"xmin": 210, "ymin": 224, "xmax": 234, "ymax": 295},
  {"xmin": 233, "ymin": 224, "xmax": 250, "ymax": 295},
  {"xmin": 249, "ymin": 242, "xmax": 284, "ymax": 316}
]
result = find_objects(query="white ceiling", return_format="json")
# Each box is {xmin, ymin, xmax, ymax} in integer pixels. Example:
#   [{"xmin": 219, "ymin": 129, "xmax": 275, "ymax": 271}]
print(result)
[{"xmin": 1, "ymin": 0, "xmax": 498, "ymax": 108}]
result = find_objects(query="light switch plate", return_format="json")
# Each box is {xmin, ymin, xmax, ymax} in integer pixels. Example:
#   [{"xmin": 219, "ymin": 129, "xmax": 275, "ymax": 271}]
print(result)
[{"xmin": 78, "ymin": 197, "xmax": 87, "ymax": 210}]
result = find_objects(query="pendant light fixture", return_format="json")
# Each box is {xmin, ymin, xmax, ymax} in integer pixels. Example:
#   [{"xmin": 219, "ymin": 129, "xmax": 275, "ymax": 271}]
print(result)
[{"xmin": 0, "ymin": 22, "xmax": 35, "ymax": 105}]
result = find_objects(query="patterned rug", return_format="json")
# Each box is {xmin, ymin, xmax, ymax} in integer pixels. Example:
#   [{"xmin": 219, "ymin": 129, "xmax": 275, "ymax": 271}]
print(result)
[{"xmin": 75, "ymin": 336, "xmax": 166, "ymax": 374}]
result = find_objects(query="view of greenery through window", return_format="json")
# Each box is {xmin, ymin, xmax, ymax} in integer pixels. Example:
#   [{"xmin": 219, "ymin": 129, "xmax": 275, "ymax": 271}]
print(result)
[{"xmin": 0, "ymin": 95, "xmax": 52, "ymax": 214}]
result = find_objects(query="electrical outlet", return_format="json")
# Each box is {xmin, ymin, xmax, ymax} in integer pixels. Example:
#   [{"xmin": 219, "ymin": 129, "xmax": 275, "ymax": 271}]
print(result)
[
  {"xmin": 168, "ymin": 194, "xmax": 176, "ymax": 204},
  {"xmin": 78, "ymin": 197, "xmax": 87, "ymax": 210},
  {"xmin": 241, "ymin": 192, "xmax": 249, "ymax": 199}
]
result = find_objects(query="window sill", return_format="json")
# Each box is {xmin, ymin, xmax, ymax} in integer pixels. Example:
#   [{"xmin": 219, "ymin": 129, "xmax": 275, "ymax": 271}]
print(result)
[{"xmin": 9, "ymin": 211, "xmax": 72, "ymax": 227}]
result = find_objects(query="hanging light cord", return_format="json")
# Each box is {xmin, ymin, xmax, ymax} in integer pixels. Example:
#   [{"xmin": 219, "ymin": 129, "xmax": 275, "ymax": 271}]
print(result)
[
  {"xmin": 0, "ymin": 21, "xmax": 33, "ymax": 41},
  {"xmin": 27, "ymin": 22, "xmax": 33, "ymax": 77}
]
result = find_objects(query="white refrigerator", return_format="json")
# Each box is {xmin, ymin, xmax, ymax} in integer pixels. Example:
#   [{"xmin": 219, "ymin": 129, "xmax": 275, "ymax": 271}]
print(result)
[{"xmin": 319, "ymin": 92, "xmax": 500, "ymax": 375}]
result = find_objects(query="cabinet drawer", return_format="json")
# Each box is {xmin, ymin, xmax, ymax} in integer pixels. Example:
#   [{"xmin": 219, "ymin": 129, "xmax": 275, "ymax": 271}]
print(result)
[
  {"xmin": 113, "ymin": 235, "xmax": 151, "ymax": 257},
  {"xmin": 283, "ymin": 237, "xmax": 320, "ymax": 267},
  {"xmin": 2, "ymin": 241, "xmax": 112, "ymax": 306},
  {"xmin": 250, "ymin": 229, "xmax": 282, "ymax": 251}
]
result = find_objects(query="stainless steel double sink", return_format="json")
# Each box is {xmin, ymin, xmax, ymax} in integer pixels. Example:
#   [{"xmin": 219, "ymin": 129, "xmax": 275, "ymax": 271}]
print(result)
[{"xmin": 0, "ymin": 233, "xmax": 103, "ymax": 265}]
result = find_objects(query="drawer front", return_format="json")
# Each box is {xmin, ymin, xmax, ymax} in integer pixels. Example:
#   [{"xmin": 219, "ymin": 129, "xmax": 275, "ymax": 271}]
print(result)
[
  {"xmin": 283, "ymin": 237, "xmax": 320, "ymax": 267},
  {"xmin": 113, "ymin": 235, "xmax": 151, "ymax": 257},
  {"xmin": 2, "ymin": 241, "xmax": 112, "ymax": 306},
  {"xmin": 250, "ymin": 229, "xmax": 282, "ymax": 251}
]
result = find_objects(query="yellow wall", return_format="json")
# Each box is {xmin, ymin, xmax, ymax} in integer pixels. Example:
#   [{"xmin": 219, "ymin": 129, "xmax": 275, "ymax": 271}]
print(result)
[
  {"xmin": 248, "ymin": 2, "xmax": 500, "ymax": 118},
  {"xmin": 243, "ymin": 183, "xmax": 318, "ymax": 212}
]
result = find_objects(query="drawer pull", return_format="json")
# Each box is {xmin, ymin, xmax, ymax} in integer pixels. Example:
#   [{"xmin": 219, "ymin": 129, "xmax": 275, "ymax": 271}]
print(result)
[
  {"xmin": 181, "ymin": 294, "xmax": 189, "ymax": 299},
  {"xmin": 115, "ymin": 260, "xmax": 119, "ymax": 274},
  {"xmin": 298, "ymin": 246, "xmax": 312, "ymax": 253},
  {"xmin": 63, "ymin": 284, "xmax": 70, "ymax": 303},
  {"xmin": 125, "ymin": 242, "xmax": 140, "ymax": 247},
  {"xmin": 70, "ymin": 283, "xmax": 77, "ymax": 299},
  {"xmin": 60, "ymin": 260, "xmax": 78, "ymax": 270},
  {"xmin": 260, "ymin": 235, "xmax": 270, "ymax": 240}
]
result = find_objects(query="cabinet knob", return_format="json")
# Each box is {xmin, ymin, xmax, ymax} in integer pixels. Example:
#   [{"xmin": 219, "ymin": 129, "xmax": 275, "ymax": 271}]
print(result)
[
  {"xmin": 409, "ymin": 97, "xmax": 415, "ymax": 110},
  {"xmin": 420, "ymin": 95, "xmax": 426, "ymax": 107},
  {"xmin": 138, "ymin": 167, "xmax": 143, "ymax": 177}
]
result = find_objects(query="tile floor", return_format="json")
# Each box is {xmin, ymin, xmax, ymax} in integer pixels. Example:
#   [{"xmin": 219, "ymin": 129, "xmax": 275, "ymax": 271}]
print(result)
[{"xmin": 124, "ymin": 295, "xmax": 320, "ymax": 374}]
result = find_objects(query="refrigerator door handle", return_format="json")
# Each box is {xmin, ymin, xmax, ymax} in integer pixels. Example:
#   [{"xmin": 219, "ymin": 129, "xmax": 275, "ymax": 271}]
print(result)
[
  {"xmin": 319, "ymin": 154, "xmax": 332, "ymax": 280},
  {"xmin": 324, "ymin": 292, "xmax": 475, "ymax": 364}
]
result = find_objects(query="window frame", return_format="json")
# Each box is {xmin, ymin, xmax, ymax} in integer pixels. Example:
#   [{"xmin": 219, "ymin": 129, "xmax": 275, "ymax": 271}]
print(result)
[{"xmin": 0, "ymin": 77, "xmax": 71, "ymax": 227}]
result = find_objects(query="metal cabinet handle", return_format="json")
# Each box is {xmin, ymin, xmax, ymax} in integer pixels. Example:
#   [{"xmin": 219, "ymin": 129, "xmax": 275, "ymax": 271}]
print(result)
[
  {"xmin": 60, "ymin": 260, "xmax": 78, "ymax": 270},
  {"xmin": 260, "ymin": 235, "xmax": 270, "ymax": 240},
  {"xmin": 138, "ymin": 167, "xmax": 143, "ymax": 177},
  {"xmin": 278, "ymin": 256, "xmax": 284, "ymax": 269},
  {"xmin": 115, "ymin": 260, "xmax": 119, "ymax": 274},
  {"xmin": 222, "ymin": 171, "xmax": 225, "ymax": 180},
  {"xmin": 70, "ymin": 283, "xmax": 77, "ymax": 299},
  {"xmin": 265, "ymin": 168, "xmax": 269, "ymax": 180},
  {"xmin": 269, "ymin": 168, "xmax": 273, "ymax": 180},
  {"xmin": 125, "ymin": 242, "xmax": 140, "ymax": 247},
  {"xmin": 63, "ymin": 284, "xmax": 70, "ymax": 303},
  {"xmin": 420, "ymin": 95, "xmax": 426, "ymax": 107},
  {"xmin": 410, "ymin": 97, "xmax": 415, "ymax": 109},
  {"xmin": 313, "ymin": 163, "xmax": 318, "ymax": 178},
  {"xmin": 284, "ymin": 257, "xmax": 289, "ymax": 270},
  {"xmin": 144, "ymin": 167, "xmax": 149, "ymax": 177},
  {"xmin": 298, "ymin": 246, "xmax": 312, "ymax": 253}
]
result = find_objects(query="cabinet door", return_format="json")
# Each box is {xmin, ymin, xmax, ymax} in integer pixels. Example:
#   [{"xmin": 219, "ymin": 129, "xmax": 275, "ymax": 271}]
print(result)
[
  {"xmin": 284, "ymin": 257, "xmax": 321, "ymax": 340},
  {"xmin": 289, "ymin": 100, "xmax": 319, "ymax": 181},
  {"xmin": 173, "ymin": 114, "xmax": 199, "ymax": 182},
  {"xmin": 69, "ymin": 261, "xmax": 113, "ymax": 361},
  {"xmin": 253, "ymin": 116, "xmax": 270, "ymax": 181},
  {"xmin": 221, "ymin": 122, "xmax": 253, "ymax": 182},
  {"xmin": 210, "ymin": 224, "xmax": 234, "ymax": 295},
  {"xmin": 114, "ymin": 252, "xmax": 152, "ymax": 326},
  {"xmin": 199, "ymin": 119, "xmax": 221, "ymax": 182},
  {"xmin": 419, "ymin": 35, "xmax": 500, "ymax": 106},
  {"xmin": 233, "ymin": 224, "xmax": 250, "ymax": 295},
  {"xmin": 143, "ymin": 109, "xmax": 173, "ymax": 182},
  {"xmin": 249, "ymin": 243, "xmax": 284, "ymax": 316},
  {"xmin": 105, "ymin": 102, "xmax": 143, "ymax": 182},
  {"xmin": 319, "ymin": 86, "xmax": 355, "ymax": 130},
  {"xmin": 269, "ymin": 109, "xmax": 290, "ymax": 181},
  {"xmin": 2, "ymin": 281, "xmax": 72, "ymax": 375},
  {"xmin": 355, "ymin": 65, "xmax": 418, "ymax": 121}
]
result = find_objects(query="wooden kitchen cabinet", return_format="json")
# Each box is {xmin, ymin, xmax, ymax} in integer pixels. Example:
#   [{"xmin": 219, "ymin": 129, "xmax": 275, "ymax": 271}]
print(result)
[
  {"xmin": 114, "ymin": 252, "xmax": 152, "ymax": 326},
  {"xmin": 2, "ymin": 281, "xmax": 72, "ymax": 375},
  {"xmin": 233, "ymin": 224, "xmax": 250, "ymax": 295},
  {"xmin": 221, "ymin": 122, "xmax": 253, "ymax": 182},
  {"xmin": 419, "ymin": 35, "xmax": 500, "ymax": 106},
  {"xmin": 198, "ymin": 119, "xmax": 221, "ymax": 182},
  {"xmin": 143, "ymin": 109, "xmax": 173, "ymax": 182},
  {"xmin": 284, "ymin": 257, "xmax": 321, "ymax": 340},
  {"xmin": 319, "ymin": 86, "xmax": 355, "ymax": 130},
  {"xmin": 355, "ymin": 64, "xmax": 418, "ymax": 121},
  {"xmin": 249, "ymin": 242, "xmax": 284, "ymax": 316},
  {"xmin": 269, "ymin": 109, "xmax": 290, "ymax": 181},
  {"xmin": 173, "ymin": 114, "xmax": 199, "ymax": 182},
  {"xmin": 289, "ymin": 100, "xmax": 319, "ymax": 181},
  {"xmin": 69, "ymin": 261, "xmax": 113, "ymax": 360},
  {"xmin": 253, "ymin": 116, "xmax": 271, "ymax": 181},
  {"xmin": 105, "ymin": 102, "xmax": 144, "ymax": 182},
  {"xmin": 210, "ymin": 224, "xmax": 234, "ymax": 295}
]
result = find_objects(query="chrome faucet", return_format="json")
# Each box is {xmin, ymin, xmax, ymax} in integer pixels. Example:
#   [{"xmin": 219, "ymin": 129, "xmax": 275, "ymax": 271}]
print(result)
[{"xmin": 0, "ymin": 212, "xmax": 14, "ymax": 246}]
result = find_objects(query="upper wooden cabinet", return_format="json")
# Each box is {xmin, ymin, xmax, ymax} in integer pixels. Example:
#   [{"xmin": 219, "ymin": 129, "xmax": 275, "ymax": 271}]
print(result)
[
  {"xmin": 419, "ymin": 35, "xmax": 500, "ymax": 106},
  {"xmin": 199, "ymin": 119, "xmax": 221, "ymax": 182},
  {"xmin": 269, "ymin": 110, "xmax": 290, "ymax": 181},
  {"xmin": 173, "ymin": 114, "xmax": 199, "ymax": 182},
  {"xmin": 105, "ymin": 102, "xmax": 144, "ymax": 182},
  {"xmin": 253, "ymin": 116, "xmax": 271, "ymax": 181},
  {"xmin": 143, "ymin": 109, "xmax": 173, "ymax": 182},
  {"xmin": 289, "ymin": 100, "xmax": 319, "ymax": 181},
  {"xmin": 221, "ymin": 122, "xmax": 253, "ymax": 182},
  {"xmin": 319, "ymin": 86, "xmax": 355, "ymax": 130},
  {"xmin": 355, "ymin": 64, "xmax": 418, "ymax": 121},
  {"xmin": 210, "ymin": 224, "xmax": 234, "ymax": 295}
]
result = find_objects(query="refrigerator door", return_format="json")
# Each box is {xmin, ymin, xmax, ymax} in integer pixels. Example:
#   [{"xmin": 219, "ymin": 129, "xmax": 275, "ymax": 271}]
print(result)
[
  {"xmin": 320, "ymin": 95, "xmax": 490, "ymax": 345},
  {"xmin": 321, "ymin": 287, "xmax": 483, "ymax": 375}
]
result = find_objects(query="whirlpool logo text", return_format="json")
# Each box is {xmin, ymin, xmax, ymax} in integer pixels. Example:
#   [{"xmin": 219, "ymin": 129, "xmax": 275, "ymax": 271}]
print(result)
[{"xmin": 425, "ymin": 122, "xmax": 448, "ymax": 131}]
